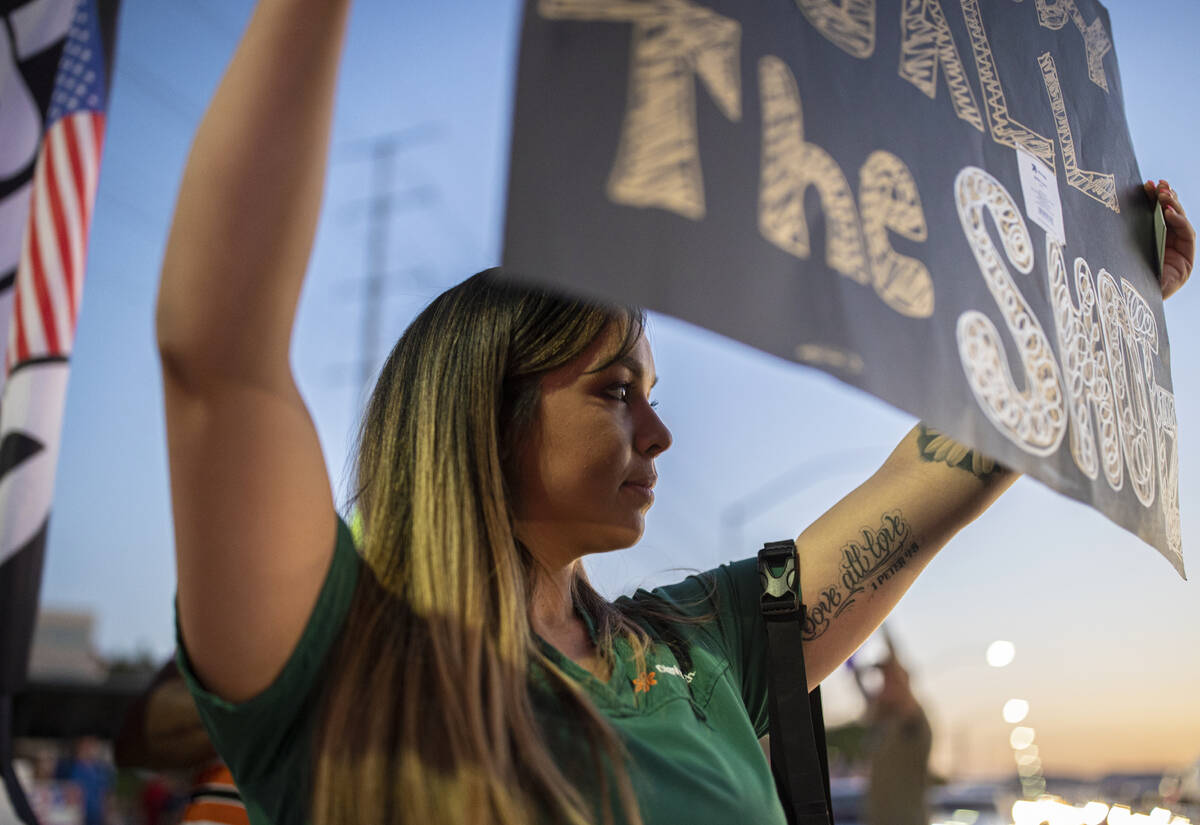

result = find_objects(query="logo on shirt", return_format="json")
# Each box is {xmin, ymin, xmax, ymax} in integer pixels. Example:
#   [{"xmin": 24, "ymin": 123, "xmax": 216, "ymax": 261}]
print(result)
[
  {"xmin": 633, "ymin": 664, "xmax": 698, "ymax": 693},
  {"xmin": 632, "ymin": 671, "xmax": 658, "ymax": 693},
  {"xmin": 655, "ymin": 664, "xmax": 695, "ymax": 683}
]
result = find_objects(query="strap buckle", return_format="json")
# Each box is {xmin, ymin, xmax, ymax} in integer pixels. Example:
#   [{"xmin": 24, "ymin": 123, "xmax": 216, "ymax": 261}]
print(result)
[{"xmin": 757, "ymin": 540, "xmax": 800, "ymax": 618}]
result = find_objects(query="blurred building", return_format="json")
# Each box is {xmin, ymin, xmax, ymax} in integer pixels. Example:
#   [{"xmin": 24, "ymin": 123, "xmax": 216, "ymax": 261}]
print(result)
[
  {"xmin": 27, "ymin": 610, "xmax": 106, "ymax": 684},
  {"xmin": 15, "ymin": 609, "xmax": 155, "ymax": 741}
]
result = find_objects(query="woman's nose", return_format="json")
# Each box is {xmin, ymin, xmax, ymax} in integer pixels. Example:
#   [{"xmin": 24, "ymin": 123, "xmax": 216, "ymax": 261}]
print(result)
[{"xmin": 637, "ymin": 405, "xmax": 672, "ymax": 457}]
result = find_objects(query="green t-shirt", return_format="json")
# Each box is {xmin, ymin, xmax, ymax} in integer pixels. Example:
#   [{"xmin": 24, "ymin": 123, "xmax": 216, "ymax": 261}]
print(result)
[{"xmin": 176, "ymin": 518, "xmax": 787, "ymax": 825}]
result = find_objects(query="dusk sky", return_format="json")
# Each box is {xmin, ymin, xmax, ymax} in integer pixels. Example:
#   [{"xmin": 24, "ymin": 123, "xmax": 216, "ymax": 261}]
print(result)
[{"xmin": 38, "ymin": 0, "xmax": 1200, "ymax": 781}]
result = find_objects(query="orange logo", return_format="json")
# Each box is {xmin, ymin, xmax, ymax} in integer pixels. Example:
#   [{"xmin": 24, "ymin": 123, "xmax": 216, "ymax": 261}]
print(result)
[{"xmin": 632, "ymin": 671, "xmax": 658, "ymax": 693}]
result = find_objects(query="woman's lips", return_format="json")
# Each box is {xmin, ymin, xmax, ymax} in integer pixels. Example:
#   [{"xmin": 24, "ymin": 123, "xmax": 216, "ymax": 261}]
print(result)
[{"xmin": 621, "ymin": 481, "xmax": 655, "ymax": 502}]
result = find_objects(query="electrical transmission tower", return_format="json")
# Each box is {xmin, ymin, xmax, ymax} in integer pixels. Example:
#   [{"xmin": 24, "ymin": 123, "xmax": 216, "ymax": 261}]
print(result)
[{"xmin": 337, "ymin": 124, "xmax": 442, "ymax": 406}]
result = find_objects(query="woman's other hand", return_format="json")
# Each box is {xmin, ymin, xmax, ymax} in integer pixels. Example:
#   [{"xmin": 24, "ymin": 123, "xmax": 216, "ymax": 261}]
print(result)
[{"xmin": 1145, "ymin": 178, "xmax": 1194, "ymax": 299}]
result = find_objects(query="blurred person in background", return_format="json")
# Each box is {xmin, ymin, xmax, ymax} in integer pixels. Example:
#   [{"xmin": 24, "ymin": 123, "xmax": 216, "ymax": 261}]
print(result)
[
  {"xmin": 54, "ymin": 737, "xmax": 112, "ymax": 825},
  {"xmin": 115, "ymin": 660, "xmax": 247, "ymax": 825},
  {"xmin": 859, "ymin": 649, "xmax": 932, "ymax": 825}
]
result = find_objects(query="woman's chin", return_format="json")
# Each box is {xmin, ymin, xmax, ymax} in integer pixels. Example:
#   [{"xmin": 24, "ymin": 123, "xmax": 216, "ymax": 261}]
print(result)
[{"xmin": 602, "ymin": 519, "xmax": 646, "ymax": 552}]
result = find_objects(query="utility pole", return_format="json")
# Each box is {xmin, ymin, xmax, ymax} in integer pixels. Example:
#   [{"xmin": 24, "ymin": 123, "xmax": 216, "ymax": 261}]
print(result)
[
  {"xmin": 360, "ymin": 138, "xmax": 395, "ymax": 401},
  {"xmin": 335, "ymin": 124, "xmax": 442, "ymax": 407}
]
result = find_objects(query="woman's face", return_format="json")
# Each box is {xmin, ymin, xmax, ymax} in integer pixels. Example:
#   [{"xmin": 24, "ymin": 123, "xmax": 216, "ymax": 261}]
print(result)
[{"xmin": 512, "ymin": 326, "xmax": 672, "ymax": 565}]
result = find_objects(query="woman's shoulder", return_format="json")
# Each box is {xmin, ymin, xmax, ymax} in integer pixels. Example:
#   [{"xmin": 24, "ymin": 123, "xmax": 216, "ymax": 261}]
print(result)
[
  {"xmin": 617, "ymin": 557, "xmax": 761, "ymax": 627},
  {"xmin": 174, "ymin": 514, "xmax": 363, "ymax": 825}
]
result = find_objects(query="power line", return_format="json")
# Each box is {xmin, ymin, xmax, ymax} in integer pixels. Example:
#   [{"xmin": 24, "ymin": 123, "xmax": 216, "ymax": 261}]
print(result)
[
  {"xmin": 335, "ymin": 183, "xmax": 437, "ymax": 224},
  {"xmin": 334, "ymin": 123, "xmax": 444, "ymax": 163}
]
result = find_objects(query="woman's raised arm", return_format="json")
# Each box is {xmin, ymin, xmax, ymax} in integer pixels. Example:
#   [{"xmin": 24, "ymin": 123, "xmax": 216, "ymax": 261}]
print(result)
[
  {"xmin": 791, "ymin": 426, "xmax": 1017, "ymax": 690},
  {"xmin": 794, "ymin": 184, "xmax": 1194, "ymax": 690},
  {"xmin": 156, "ymin": 0, "xmax": 352, "ymax": 702}
]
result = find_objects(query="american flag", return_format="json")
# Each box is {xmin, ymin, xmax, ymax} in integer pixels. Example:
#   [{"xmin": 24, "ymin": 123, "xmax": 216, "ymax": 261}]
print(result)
[
  {"xmin": 6, "ymin": 0, "xmax": 108, "ymax": 371},
  {"xmin": 0, "ymin": 1, "xmax": 119, "ymax": 820}
]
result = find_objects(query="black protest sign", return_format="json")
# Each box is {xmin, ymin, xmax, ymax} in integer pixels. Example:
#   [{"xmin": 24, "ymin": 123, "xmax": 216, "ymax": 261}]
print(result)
[{"xmin": 501, "ymin": 0, "xmax": 1182, "ymax": 574}]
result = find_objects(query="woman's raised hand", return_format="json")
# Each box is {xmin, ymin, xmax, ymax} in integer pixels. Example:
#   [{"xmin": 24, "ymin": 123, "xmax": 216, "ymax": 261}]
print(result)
[{"xmin": 1145, "ymin": 178, "xmax": 1194, "ymax": 299}]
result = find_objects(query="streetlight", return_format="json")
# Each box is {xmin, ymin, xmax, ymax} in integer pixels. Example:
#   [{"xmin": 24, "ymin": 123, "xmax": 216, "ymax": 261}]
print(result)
[{"xmin": 986, "ymin": 639, "xmax": 1015, "ymax": 668}]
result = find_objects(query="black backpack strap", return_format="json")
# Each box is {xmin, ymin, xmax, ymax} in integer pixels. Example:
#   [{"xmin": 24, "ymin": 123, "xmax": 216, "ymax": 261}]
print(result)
[{"xmin": 758, "ymin": 540, "xmax": 833, "ymax": 825}]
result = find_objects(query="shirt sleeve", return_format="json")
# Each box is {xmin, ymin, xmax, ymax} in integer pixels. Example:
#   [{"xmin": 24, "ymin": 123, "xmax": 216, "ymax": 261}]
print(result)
[
  {"xmin": 174, "ymin": 515, "xmax": 360, "ymax": 825},
  {"xmin": 623, "ymin": 557, "xmax": 771, "ymax": 737}
]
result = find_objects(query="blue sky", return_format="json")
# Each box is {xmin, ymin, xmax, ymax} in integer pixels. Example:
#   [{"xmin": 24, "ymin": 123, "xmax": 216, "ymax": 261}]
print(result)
[{"xmin": 41, "ymin": 0, "xmax": 1200, "ymax": 780}]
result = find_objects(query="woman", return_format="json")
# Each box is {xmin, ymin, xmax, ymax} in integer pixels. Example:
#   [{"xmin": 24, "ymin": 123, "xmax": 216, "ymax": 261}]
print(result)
[{"xmin": 155, "ymin": 1, "xmax": 1194, "ymax": 824}]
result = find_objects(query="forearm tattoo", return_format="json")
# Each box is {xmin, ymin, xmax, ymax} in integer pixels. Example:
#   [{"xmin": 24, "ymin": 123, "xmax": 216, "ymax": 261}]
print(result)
[
  {"xmin": 802, "ymin": 510, "xmax": 919, "ymax": 641},
  {"xmin": 916, "ymin": 423, "xmax": 1003, "ymax": 479}
]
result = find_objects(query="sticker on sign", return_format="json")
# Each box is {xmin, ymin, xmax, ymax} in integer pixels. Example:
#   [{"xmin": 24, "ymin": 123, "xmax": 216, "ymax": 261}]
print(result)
[{"xmin": 1016, "ymin": 145, "xmax": 1065, "ymax": 245}]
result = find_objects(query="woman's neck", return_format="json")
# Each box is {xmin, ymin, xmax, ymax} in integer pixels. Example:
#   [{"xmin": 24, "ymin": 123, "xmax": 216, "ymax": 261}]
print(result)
[
  {"xmin": 528, "ymin": 563, "xmax": 609, "ymax": 680},
  {"xmin": 528, "ymin": 562, "xmax": 579, "ymax": 639}
]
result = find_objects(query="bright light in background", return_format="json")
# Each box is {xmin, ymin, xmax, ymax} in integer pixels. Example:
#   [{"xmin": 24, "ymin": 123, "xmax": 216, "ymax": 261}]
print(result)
[
  {"xmin": 1010, "ymin": 726, "xmax": 1036, "ymax": 749},
  {"xmin": 931, "ymin": 811, "xmax": 979, "ymax": 825},
  {"xmin": 1011, "ymin": 799, "xmax": 1192, "ymax": 825},
  {"xmin": 1017, "ymin": 758, "xmax": 1042, "ymax": 777},
  {"xmin": 986, "ymin": 639, "xmax": 1016, "ymax": 667},
  {"xmin": 1010, "ymin": 717, "xmax": 1045, "ymax": 800},
  {"xmin": 1082, "ymin": 801, "xmax": 1113, "ymax": 825},
  {"xmin": 1016, "ymin": 752, "xmax": 1041, "ymax": 769},
  {"xmin": 1003, "ymin": 698, "xmax": 1030, "ymax": 723},
  {"xmin": 1013, "ymin": 799, "xmax": 1108, "ymax": 825},
  {"xmin": 1107, "ymin": 804, "xmax": 1191, "ymax": 825}
]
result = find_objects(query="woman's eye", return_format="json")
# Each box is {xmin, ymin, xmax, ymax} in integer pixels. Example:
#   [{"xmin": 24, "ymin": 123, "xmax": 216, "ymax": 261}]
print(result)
[
  {"xmin": 608, "ymin": 383, "xmax": 631, "ymax": 402},
  {"xmin": 606, "ymin": 383, "xmax": 659, "ymax": 409}
]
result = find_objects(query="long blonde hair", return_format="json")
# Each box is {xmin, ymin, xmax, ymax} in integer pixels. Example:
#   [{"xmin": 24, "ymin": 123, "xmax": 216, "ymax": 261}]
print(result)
[{"xmin": 313, "ymin": 270, "xmax": 676, "ymax": 825}]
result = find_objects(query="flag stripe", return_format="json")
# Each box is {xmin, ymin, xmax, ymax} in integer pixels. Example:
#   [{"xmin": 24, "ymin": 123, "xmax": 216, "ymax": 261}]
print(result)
[
  {"xmin": 87, "ymin": 113, "xmax": 104, "ymax": 196},
  {"xmin": 27, "ymin": 210, "xmax": 62, "ymax": 355},
  {"xmin": 76, "ymin": 113, "xmax": 103, "ymax": 313},
  {"xmin": 77, "ymin": 113, "xmax": 100, "ymax": 219},
  {"xmin": 15, "ymin": 228, "xmax": 43, "ymax": 362},
  {"xmin": 33, "ymin": 148, "xmax": 74, "ymax": 352},
  {"xmin": 47, "ymin": 125, "xmax": 83, "ymax": 324},
  {"xmin": 63, "ymin": 115, "xmax": 91, "ymax": 236}
]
